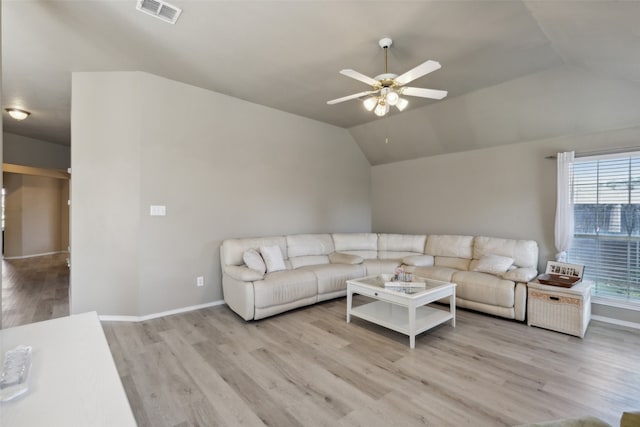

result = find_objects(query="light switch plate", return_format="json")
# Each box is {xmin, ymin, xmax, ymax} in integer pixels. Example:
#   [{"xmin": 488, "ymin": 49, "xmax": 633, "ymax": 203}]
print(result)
[{"xmin": 150, "ymin": 205, "xmax": 166, "ymax": 216}]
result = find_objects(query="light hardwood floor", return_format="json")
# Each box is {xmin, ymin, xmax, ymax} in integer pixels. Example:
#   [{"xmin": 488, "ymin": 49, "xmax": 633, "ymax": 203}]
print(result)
[
  {"xmin": 3, "ymin": 257, "xmax": 639, "ymax": 426},
  {"xmin": 1, "ymin": 253, "xmax": 70, "ymax": 328},
  {"xmin": 103, "ymin": 300, "xmax": 640, "ymax": 427}
]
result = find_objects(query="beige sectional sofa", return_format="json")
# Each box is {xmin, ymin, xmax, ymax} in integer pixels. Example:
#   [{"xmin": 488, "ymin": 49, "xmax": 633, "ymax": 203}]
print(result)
[{"xmin": 220, "ymin": 233, "xmax": 538, "ymax": 321}]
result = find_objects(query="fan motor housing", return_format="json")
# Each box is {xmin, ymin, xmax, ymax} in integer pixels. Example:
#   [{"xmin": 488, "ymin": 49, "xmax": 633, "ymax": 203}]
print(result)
[
  {"xmin": 378, "ymin": 37, "xmax": 393, "ymax": 49},
  {"xmin": 375, "ymin": 73, "xmax": 399, "ymax": 88}
]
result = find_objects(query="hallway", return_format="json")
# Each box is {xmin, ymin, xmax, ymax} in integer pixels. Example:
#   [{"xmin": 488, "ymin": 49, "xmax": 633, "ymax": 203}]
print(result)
[{"xmin": 1, "ymin": 253, "xmax": 69, "ymax": 328}]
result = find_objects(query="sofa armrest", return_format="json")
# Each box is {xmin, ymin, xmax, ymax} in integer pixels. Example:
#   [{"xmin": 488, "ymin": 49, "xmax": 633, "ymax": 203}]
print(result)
[
  {"xmin": 329, "ymin": 252, "xmax": 364, "ymax": 265},
  {"xmin": 224, "ymin": 265, "xmax": 264, "ymax": 282},
  {"xmin": 402, "ymin": 254, "xmax": 434, "ymax": 267},
  {"xmin": 502, "ymin": 267, "xmax": 538, "ymax": 283}
]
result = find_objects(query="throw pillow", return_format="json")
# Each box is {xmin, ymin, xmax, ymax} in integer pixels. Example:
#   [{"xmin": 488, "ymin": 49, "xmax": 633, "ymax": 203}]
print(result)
[
  {"xmin": 243, "ymin": 249, "xmax": 266, "ymax": 275},
  {"xmin": 260, "ymin": 245, "xmax": 287, "ymax": 273},
  {"xmin": 473, "ymin": 254, "xmax": 514, "ymax": 275},
  {"xmin": 502, "ymin": 267, "xmax": 538, "ymax": 282}
]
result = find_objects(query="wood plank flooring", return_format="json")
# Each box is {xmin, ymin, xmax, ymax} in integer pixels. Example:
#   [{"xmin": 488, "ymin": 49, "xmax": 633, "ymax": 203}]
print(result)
[
  {"xmin": 1, "ymin": 253, "xmax": 69, "ymax": 329},
  {"xmin": 103, "ymin": 300, "xmax": 640, "ymax": 427},
  {"xmin": 3, "ymin": 256, "xmax": 639, "ymax": 426}
]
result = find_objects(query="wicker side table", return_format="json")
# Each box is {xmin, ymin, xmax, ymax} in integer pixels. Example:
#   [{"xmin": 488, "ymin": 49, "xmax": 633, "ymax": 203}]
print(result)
[{"xmin": 527, "ymin": 279, "xmax": 592, "ymax": 338}]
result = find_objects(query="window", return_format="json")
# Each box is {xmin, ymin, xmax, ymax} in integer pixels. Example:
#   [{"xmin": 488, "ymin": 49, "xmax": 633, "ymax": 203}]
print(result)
[{"xmin": 568, "ymin": 153, "xmax": 640, "ymax": 304}]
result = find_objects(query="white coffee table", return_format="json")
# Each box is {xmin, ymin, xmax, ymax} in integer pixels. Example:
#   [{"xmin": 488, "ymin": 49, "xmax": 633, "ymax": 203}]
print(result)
[
  {"xmin": 347, "ymin": 275, "xmax": 456, "ymax": 348},
  {"xmin": 0, "ymin": 312, "xmax": 137, "ymax": 426}
]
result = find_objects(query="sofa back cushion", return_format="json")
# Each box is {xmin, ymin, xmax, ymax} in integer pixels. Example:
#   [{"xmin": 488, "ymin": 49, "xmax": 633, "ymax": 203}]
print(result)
[
  {"xmin": 332, "ymin": 233, "xmax": 378, "ymax": 259},
  {"xmin": 435, "ymin": 256, "xmax": 471, "ymax": 271},
  {"xmin": 425, "ymin": 235, "xmax": 474, "ymax": 259},
  {"xmin": 378, "ymin": 234, "xmax": 427, "ymax": 253},
  {"xmin": 473, "ymin": 236, "xmax": 538, "ymax": 268},
  {"xmin": 286, "ymin": 234, "xmax": 334, "ymax": 268},
  {"xmin": 377, "ymin": 234, "xmax": 427, "ymax": 260},
  {"xmin": 222, "ymin": 236, "xmax": 287, "ymax": 267}
]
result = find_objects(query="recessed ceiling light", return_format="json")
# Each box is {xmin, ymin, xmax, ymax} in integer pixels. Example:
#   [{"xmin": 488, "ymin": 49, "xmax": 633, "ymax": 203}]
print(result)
[{"xmin": 5, "ymin": 108, "xmax": 31, "ymax": 121}]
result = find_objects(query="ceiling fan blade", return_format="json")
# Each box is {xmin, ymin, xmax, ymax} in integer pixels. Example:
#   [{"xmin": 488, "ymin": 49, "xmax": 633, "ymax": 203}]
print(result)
[
  {"xmin": 327, "ymin": 90, "xmax": 380, "ymax": 105},
  {"xmin": 395, "ymin": 60, "xmax": 441, "ymax": 86},
  {"xmin": 401, "ymin": 87, "xmax": 448, "ymax": 100},
  {"xmin": 339, "ymin": 69, "xmax": 380, "ymax": 87}
]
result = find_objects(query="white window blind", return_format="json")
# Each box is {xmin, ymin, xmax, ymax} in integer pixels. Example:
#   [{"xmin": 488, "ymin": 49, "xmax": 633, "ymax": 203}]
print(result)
[{"xmin": 568, "ymin": 153, "xmax": 640, "ymax": 303}]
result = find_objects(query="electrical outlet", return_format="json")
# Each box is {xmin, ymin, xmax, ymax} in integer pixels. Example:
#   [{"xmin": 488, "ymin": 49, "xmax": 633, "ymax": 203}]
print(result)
[{"xmin": 196, "ymin": 276, "xmax": 204, "ymax": 287}]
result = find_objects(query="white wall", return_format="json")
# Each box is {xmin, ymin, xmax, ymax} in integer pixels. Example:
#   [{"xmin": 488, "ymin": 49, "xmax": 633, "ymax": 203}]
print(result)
[
  {"xmin": 372, "ymin": 141, "xmax": 553, "ymax": 267},
  {"xmin": 3, "ymin": 132, "xmax": 70, "ymax": 170},
  {"xmin": 71, "ymin": 71, "xmax": 371, "ymax": 317},
  {"xmin": 3, "ymin": 173, "xmax": 67, "ymax": 258},
  {"xmin": 371, "ymin": 125, "xmax": 640, "ymax": 323},
  {"xmin": 71, "ymin": 72, "xmax": 143, "ymax": 317}
]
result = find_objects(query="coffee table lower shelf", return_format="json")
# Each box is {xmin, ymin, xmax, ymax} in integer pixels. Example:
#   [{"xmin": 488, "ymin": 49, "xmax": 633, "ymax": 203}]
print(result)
[{"xmin": 350, "ymin": 300, "xmax": 453, "ymax": 339}]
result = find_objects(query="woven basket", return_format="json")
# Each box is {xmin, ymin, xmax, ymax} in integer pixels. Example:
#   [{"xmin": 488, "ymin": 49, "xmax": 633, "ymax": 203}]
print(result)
[{"xmin": 528, "ymin": 290, "xmax": 591, "ymax": 338}]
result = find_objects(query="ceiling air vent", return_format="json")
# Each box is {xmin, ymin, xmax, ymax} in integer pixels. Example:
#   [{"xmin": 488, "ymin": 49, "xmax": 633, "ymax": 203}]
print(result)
[{"xmin": 136, "ymin": 0, "xmax": 182, "ymax": 24}]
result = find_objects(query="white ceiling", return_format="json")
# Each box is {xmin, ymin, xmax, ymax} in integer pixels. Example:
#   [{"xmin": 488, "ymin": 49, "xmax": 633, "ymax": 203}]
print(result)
[{"xmin": 3, "ymin": 1, "xmax": 640, "ymax": 165}]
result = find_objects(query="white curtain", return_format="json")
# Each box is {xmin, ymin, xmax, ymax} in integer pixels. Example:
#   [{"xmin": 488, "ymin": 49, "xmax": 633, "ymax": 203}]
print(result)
[{"xmin": 555, "ymin": 151, "xmax": 575, "ymax": 262}]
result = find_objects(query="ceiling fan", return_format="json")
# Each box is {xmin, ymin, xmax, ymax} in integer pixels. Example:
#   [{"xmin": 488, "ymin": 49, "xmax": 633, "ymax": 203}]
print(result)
[{"xmin": 327, "ymin": 37, "xmax": 447, "ymax": 117}]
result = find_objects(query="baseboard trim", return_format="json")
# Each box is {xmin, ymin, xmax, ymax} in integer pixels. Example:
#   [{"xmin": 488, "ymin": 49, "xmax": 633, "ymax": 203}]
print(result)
[
  {"xmin": 99, "ymin": 300, "xmax": 226, "ymax": 322},
  {"xmin": 3, "ymin": 251, "xmax": 69, "ymax": 260},
  {"xmin": 592, "ymin": 314, "xmax": 640, "ymax": 330}
]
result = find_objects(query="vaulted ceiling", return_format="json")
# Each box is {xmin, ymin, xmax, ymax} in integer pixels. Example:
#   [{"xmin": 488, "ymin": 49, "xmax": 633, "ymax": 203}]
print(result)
[{"xmin": 4, "ymin": 1, "xmax": 640, "ymax": 165}]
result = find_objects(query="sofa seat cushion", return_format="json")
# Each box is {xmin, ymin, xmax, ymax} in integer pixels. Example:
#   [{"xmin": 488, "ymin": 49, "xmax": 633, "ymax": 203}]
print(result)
[
  {"xmin": 414, "ymin": 266, "xmax": 460, "ymax": 282},
  {"xmin": 301, "ymin": 264, "xmax": 366, "ymax": 295},
  {"xmin": 253, "ymin": 270, "xmax": 317, "ymax": 309},
  {"xmin": 363, "ymin": 259, "xmax": 402, "ymax": 276},
  {"xmin": 452, "ymin": 271, "xmax": 515, "ymax": 308}
]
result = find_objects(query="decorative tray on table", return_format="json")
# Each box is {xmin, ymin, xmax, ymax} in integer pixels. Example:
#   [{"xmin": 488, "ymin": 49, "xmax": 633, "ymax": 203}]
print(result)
[
  {"xmin": 538, "ymin": 261, "xmax": 585, "ymax": 288},
  {"xmin": 0, "ymin": 345, "xmax": 32, "ymax": 402},
  {"xmin": 537, "ymin": 273, "xmax": 581, "ymax": 288},
  {"xmin": 380, "ymin": 274, "xmax": 426, "ymax": 289}
]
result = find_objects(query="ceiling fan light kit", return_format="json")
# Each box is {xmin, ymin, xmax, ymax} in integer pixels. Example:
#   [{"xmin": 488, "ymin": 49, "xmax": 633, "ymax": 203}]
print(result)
[
  {"xmin": 374, "ymin": 101, "xmax": 389, "ymax": 117},
  {"xmin": 328, "ymin": 37, "xmax": 447, "ymax": 117},
  {"xmin": 363, "ymin": 96, "xmax": 378, "ymax": 111}
]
